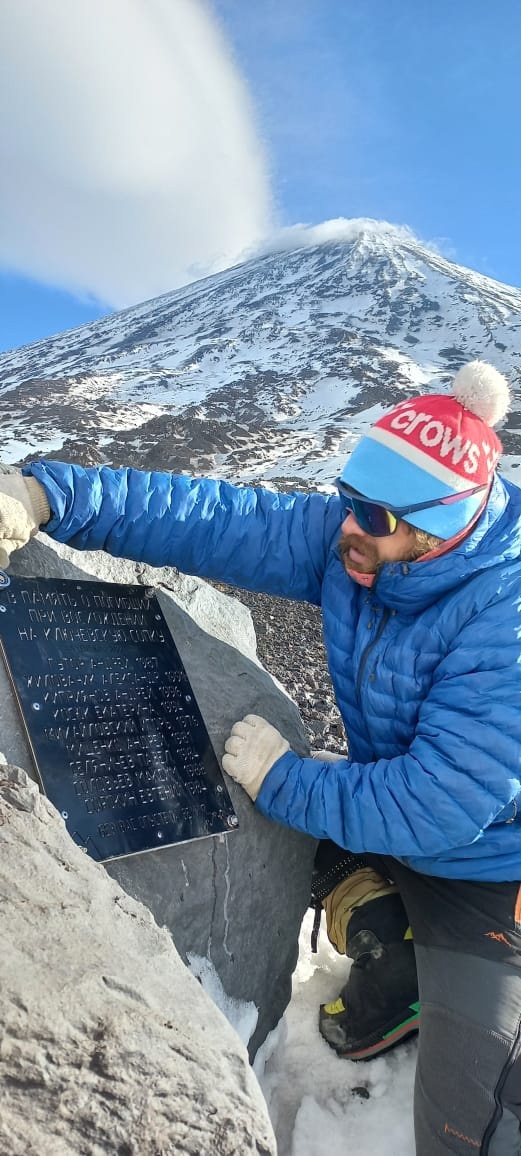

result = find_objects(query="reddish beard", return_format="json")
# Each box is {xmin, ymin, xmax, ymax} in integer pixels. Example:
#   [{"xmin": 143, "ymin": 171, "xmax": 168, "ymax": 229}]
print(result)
[{"xmin": 338, "ymin": 532, "xmax": 380, "ymax": 574}]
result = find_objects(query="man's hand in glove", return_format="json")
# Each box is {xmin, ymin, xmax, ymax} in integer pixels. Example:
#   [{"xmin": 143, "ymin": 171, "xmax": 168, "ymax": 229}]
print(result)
[
  {"xmin": 0, "ymin": 470, "xmax": 51, "ymax": 568},
  {"xmin": 222, "ymin": 714, "xmax": 290, "ymax": 801}
]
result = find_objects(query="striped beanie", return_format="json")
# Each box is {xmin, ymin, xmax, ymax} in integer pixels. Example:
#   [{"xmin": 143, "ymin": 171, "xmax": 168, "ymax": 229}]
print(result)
[{"xmin": 340, "ymin": 361, "xmax": 511, "ymax": 539}]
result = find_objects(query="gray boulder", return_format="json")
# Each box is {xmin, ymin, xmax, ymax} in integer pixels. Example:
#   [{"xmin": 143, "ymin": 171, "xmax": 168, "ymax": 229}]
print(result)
[
  {"xmin": 1, "ymin": 536, "xmax": 316, "ymax": 1058},
  {"xmin": 0, "ymin": 763, "xmax": 276, "ymax": 1155}
]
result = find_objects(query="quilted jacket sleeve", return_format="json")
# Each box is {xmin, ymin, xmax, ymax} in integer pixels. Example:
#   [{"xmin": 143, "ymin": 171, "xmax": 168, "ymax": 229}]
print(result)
[
  {"xmin": 256, "ymin": 597, "xmax": 521, "ymax": 861},
  {"xmin": 24, "ymin": 462, "xmax": 340, "ymax": 605}
]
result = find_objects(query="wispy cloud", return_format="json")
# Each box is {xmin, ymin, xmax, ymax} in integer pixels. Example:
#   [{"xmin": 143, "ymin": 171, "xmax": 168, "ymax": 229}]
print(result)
[{"xmin": 0, "ymin": 0, "xmax": 272, "ymax": 307}]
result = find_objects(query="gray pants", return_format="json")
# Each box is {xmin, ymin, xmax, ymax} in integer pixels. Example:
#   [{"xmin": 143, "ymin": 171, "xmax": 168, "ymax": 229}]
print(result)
[{"xmin": 365, "ymin": 856, "xmax": 521, "ymax": 1155}]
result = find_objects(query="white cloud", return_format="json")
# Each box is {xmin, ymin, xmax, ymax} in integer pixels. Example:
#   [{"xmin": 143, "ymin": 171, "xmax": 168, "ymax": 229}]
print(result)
[
  {"xmin": 259, "ymin": 217, "xmax": 419, "ymax": 252},
  {"xmin": 0, "ymin": 0, "xmax": 273, "ymax": 307}
]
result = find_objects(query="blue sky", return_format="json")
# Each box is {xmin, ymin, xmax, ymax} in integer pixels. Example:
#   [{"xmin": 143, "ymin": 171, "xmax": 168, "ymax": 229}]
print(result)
[
  {"xmin": 215, "ymin": 0, "xmax": 520, "ymax": 276},
  {"xmin": 1, "ymin": 0, "xmax": 519, "ymax": 352}
]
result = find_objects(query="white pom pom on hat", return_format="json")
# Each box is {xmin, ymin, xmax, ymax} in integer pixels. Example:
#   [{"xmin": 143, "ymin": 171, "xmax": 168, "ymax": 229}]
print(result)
[{"xmin": 452, "ymin": 360, "xmax": 510, "ymax": 427}]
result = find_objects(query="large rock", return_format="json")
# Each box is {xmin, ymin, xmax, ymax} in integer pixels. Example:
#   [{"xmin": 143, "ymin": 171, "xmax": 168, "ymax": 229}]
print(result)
[
  {"xmin": 1, "ymin": 536, "xmax": 316, "ymax": 1058},
  {"xmin": 0, "ymin": 763, "xmax": 276, "ymax": 1155}
]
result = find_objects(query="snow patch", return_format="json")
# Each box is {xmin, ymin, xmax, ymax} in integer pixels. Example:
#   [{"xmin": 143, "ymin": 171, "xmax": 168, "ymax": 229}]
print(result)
[
  {"xmin": 257, "ymin": 909, "xmax": 416, "ymax": 1156},
  {"xmin": 187, "ymin": 953, "xmax": 259, "ymax": 1048}
]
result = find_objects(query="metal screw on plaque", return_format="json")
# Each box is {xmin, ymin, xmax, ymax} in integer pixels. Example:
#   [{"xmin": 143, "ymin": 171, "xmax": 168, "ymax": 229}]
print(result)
[
  {"xmin": 226, "ymin": 814, "xmax": 239, "ymax": 829},
  {"xmin": 61, "ymin": 811, "xmax": 68, "ymax": 819},
  {"xmin": 185, "ymin": 694, "xmax": 192, "ymax": 703},
  {"xmin": 32, "ymin": 702, "xmax": 42, "ymax": 711},
  {"xmin": 0, "ymin": 605, "xmax": 5, "ymax": 613},
  {"xmin": 216, "ymin": 784, "xmax": 224, "ymax": 793},
  {"xmin": 144, "ymin": 587, "xmax": 155, "ymax": 599},
  {"xmin": 157, "ymin": 831, "xmax": 164, "ymax": 840}
]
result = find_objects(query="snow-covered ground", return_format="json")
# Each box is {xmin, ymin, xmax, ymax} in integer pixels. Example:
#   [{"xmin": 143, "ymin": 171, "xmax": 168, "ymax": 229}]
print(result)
[{"xmin": 257, "ymin": 909, "xmax": 417, "ymax": 1155}]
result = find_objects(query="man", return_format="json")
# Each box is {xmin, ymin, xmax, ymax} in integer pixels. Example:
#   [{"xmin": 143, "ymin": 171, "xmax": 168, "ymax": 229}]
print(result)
[{"xmin": 0, "ymin": 360, "xmax": 520, "ymax": 1154}]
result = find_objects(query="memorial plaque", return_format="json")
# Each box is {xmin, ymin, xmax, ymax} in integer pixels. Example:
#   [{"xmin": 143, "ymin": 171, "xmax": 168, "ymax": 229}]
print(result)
[{"xmin": 0, "ymin": 577, "xmax": 238, "ymax": 861}]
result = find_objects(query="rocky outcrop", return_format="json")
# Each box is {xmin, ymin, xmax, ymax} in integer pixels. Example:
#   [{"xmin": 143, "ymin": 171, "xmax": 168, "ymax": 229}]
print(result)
[
  {"xmin": 2, "ymin": 536, "xmax": 316, "ymax": 1059},
  {"xmin": 0, "ymin": 763, "xmax": 276, "ymax": 1155}
]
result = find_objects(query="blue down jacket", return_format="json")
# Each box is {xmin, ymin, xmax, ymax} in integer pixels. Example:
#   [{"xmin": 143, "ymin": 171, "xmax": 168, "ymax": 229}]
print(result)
[{"xmin": 25, "ymin": 461, "xmax": 521, "ymax": 881}]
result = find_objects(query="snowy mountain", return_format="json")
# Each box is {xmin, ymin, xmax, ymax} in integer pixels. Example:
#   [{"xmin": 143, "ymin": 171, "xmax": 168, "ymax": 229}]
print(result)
[{"xmin": 1, "ymin": 220, "xmax": 520, "ymax": 486}]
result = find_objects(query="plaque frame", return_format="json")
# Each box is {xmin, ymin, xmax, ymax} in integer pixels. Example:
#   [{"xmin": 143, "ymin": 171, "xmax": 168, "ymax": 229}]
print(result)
[{"xmin": 0, "ymin": 576, "xmax": 238, "ymax": 861}]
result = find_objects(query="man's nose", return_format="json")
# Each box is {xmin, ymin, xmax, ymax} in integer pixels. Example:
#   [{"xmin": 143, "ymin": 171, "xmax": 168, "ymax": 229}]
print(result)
[{"xmin": 341, "ymin": 510, "xmax": 362, "ymax": 534}]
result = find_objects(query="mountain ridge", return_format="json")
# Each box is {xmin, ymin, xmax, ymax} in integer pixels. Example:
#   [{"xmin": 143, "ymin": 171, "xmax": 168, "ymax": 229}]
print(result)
[{"xmin": 0, "ymin": 220, "xmax": 520, "ymax": 484}]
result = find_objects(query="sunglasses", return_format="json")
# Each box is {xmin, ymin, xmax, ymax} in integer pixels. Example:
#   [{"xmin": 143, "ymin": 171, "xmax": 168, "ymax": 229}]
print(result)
[{"xmin": 336, "ymin": 479, "xmax": 488, "ymax": 537}]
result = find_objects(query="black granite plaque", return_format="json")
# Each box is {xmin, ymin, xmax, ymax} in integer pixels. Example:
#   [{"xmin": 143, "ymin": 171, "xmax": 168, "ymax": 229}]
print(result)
[{"xmin": 0, "ymin": 577, "xmax": 238, "ymax": 861}]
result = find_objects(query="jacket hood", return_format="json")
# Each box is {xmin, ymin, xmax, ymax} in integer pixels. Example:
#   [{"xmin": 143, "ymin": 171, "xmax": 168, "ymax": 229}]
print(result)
[{"xmin": 373, "ymin": 474, "xmax": 521, "ymax": 614}]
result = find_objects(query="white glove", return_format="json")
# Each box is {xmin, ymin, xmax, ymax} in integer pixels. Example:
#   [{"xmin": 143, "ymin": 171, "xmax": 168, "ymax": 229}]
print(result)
[
  {"xmin": 222, "ymin": 714, "xmax": 290, "ymax": 801},
  {"xmin": 0, "ymin": 470, "xmax": 51, "ymax": 568}
]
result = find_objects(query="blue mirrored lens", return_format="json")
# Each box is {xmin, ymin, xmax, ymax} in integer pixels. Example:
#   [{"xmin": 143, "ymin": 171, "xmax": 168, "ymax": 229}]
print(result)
[
  {"xmin": 352, "ymin": 499, "xmax": 392, "ymax": 535},
  {"xmin": 338, "ymin": 492, "xmax": 394, "ymax": 536}
]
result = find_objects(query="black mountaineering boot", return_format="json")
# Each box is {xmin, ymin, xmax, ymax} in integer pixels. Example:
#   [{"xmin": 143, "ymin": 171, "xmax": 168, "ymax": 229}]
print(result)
[{"xmin": 319, "ymin": 894, "xmax": 420, "ymax": 1060}]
